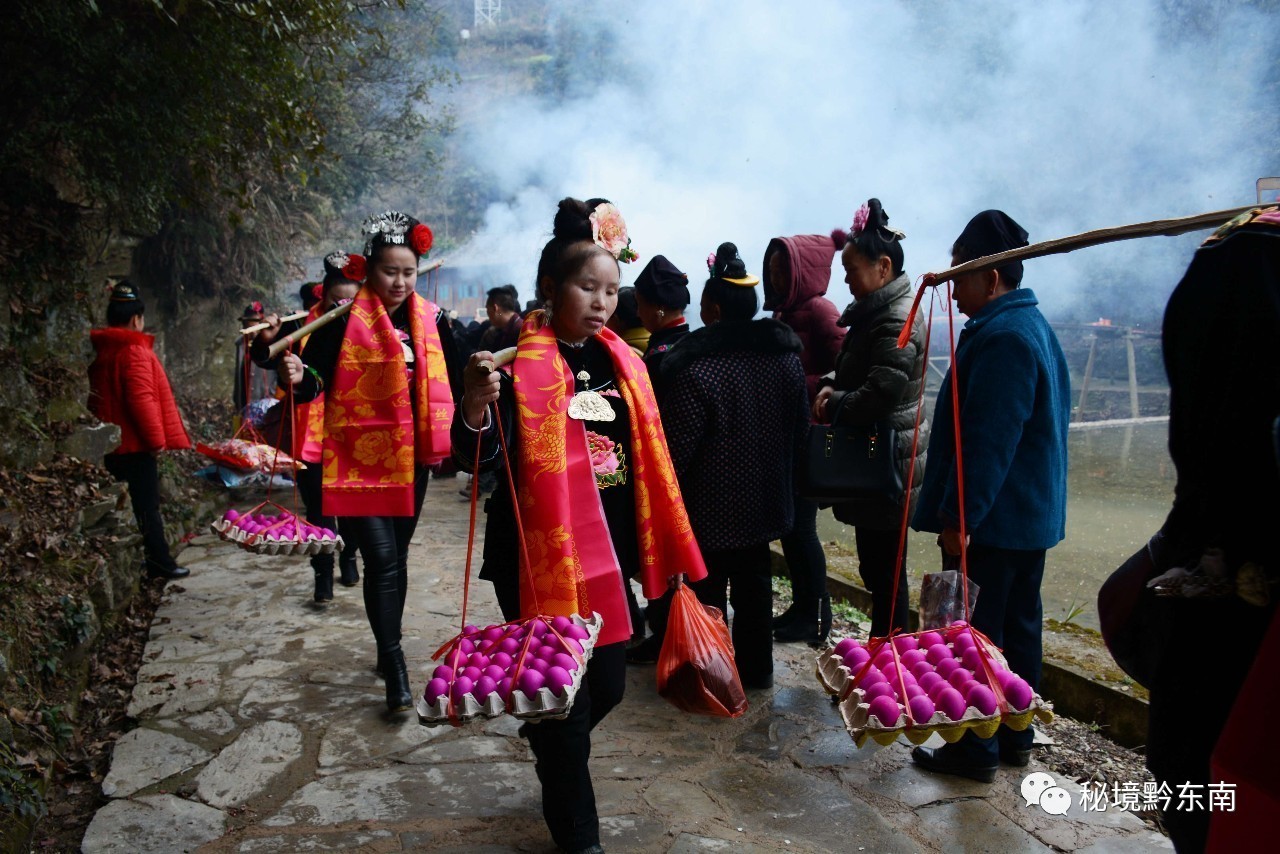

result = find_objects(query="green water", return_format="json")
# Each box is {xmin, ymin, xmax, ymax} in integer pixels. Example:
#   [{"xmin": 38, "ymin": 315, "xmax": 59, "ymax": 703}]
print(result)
[{"xmin": 815, "ymin": 422, "xmax": 1175, "ymax": 632}]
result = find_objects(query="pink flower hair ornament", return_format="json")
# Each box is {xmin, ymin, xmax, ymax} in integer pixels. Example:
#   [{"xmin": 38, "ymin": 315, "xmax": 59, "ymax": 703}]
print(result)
[
  {"xmin": 851, "ymin": 202, "xmax": 871, "ymax": 237},
  {"xmin": 590, "ymin": 203, "xmax": 639, "ymax": 263}
]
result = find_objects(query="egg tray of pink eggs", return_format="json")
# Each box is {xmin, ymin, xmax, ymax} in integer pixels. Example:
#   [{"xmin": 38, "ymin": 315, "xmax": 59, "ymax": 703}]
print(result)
[
  {"xmin": 416, "ymin": 611, "xmax": 602, "ymax": 727},
  {"xmin": 212, "ymin": 508, "xmax": 344, "ymax": 556},
  {"xmin": 815, "ymin": 626, "xmax": 1054, "ymax": 748}
]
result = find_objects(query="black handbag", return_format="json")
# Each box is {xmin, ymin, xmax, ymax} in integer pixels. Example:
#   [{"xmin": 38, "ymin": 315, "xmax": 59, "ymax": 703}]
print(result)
[{"xmin": 797, "ymin": 395, "xmax": 903, "ymax": 502}]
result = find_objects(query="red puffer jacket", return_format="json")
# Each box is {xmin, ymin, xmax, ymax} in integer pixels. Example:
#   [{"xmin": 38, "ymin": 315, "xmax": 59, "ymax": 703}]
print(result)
[
  {"xmin": 88, "ymin": 327, "xmax": 191, "ymax": 455},
  {"xmin": 762, "ymin": 233, "xmax": 845, "ymax": 401}
]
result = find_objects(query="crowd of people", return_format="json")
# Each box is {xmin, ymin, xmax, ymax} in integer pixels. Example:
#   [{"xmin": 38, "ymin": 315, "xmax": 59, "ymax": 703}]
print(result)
[{"xmin": 85, "ymin": 195, "xmax": 1280, "ymax": 854}]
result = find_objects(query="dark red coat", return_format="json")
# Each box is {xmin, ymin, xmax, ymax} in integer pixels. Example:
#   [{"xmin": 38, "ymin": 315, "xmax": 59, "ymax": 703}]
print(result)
[
  {"xmin": 88, "ymin": 327, "xmax": 191, "ymax": 455},
  {"xmin": 762, "ymin": 234, "xmax": 845, "ymax": 400}
]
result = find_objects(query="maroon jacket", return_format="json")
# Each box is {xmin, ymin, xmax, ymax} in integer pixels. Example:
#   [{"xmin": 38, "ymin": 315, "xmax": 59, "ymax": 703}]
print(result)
[
  {"xmin": 762, "ymin": 234, "xmax": 845, "ymax": 400},
  {"xmin": 88, "ymin": 327, "xmax": 191, "ymax": 455}
]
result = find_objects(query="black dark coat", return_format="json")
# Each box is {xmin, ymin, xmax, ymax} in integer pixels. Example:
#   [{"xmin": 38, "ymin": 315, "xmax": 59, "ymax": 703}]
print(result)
[
  {"xmin": 660, "ymin": 318, "xmax": 808, "ymax": 551},
  {"xmin": 824, "ymin": 273, "xmax": 929, "ymax": 530}
]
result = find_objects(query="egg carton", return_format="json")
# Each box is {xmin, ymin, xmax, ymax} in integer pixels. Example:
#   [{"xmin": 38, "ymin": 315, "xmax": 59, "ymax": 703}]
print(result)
[
  {"xmin": 836, "ymin": 685, "xmax": 1054, "ymax": 749},
  {"xmin": 210, "ymin": 518, "xmax": 343, "ymax": 556},
  {"xmin": 416, "ymin": 612, "xmax": 602, "ymax": 728},
  {"xmin": 815, "ymin": 640, "xmax": 1012, "ymax": 698}
]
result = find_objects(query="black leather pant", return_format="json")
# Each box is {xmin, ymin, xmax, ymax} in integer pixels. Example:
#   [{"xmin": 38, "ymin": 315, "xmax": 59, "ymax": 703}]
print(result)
[
  {"xmin": 296, "ymin": 466, "xmax": 359, "ymax": 575},
  {"xmin": 344, "ymin": 469, "xmax": 429, "ymax": 661}
]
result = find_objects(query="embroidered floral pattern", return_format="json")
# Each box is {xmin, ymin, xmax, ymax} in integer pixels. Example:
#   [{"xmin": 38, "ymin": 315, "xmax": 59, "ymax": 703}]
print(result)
[{"xmin": 587, "ymin": 430, "xmax": 627, "ymax": 489}]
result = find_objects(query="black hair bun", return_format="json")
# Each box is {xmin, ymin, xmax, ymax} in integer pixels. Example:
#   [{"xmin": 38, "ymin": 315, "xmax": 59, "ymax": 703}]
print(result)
[
  {"xmin": 552, "ymin": 198, "xmax": 595, "ymax": 242},
  {"xmin": 866, "ymin": 198, "xmax": 888, "ymax": 229}
]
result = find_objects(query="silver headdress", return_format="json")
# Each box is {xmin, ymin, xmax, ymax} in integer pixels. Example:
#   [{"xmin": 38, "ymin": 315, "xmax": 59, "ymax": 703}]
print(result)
[{"xmin": 361, "ymin": 210, "xmax": 412, "ymax": 255}]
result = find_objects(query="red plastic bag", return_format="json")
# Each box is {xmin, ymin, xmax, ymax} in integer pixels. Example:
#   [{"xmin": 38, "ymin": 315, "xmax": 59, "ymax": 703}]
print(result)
[{"xmin": 656, "ymin": 584, "xmax": 748, "ymax": 717}]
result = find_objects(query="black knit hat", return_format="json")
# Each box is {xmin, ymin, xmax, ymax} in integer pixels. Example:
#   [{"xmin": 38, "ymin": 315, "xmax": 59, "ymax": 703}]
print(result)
[
  {"xmin": 953, "ymin": 210, "xmax": 1030, "ymax": 285},
  {"xmin": 708, "ymin": 242, "xmax": 759, "ymax": 287},
  {"xmin": 634, "ymin": 254, "xmax": 690, "ymax": 309}
]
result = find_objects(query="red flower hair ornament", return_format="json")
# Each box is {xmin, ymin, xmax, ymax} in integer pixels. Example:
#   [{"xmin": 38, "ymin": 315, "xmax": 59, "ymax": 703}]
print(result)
[
  {"xmin": 409, "ymin": 223, "xmax": 434, "ymax": 256},
  {"xmin": 342, "ymin": 253, "xmax": 367, "ymax": 281}
]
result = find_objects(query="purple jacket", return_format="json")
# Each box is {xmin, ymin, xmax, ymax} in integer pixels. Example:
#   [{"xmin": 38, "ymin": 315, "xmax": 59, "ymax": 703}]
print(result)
[{"xmin": 762, "ymin": 234, "xmax": 845, "ymax": 401}]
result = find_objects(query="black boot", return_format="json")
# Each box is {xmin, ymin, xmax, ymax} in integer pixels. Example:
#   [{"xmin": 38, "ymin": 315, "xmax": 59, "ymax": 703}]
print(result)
[
  {"xmin": 338, "ymin": 550, "xmax": 360, "ymax": 587},
  {"xmin": 772, "ymin": 602, "xmax": 801, "ymax": 630},
  {"xmin": 313, "ymin": 566, "xmax": 334, "ymax": 604},
  {"xmin": 773, "ymin": 596, "xmax": 825, "ymax": 644},
  {"xmin": 384, "ymin": 647, "xmax": 413, "ymax": 713}
]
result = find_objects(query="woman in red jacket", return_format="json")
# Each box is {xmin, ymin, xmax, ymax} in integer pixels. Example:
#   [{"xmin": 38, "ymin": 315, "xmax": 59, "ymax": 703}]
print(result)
[{"xmin": 88, "ymin": 281, "xmax": 192, "ymax": 580}]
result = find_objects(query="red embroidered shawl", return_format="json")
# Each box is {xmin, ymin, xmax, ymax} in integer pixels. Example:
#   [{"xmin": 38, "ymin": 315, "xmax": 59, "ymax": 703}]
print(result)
[
  {"xmin": 512, "ymin": 314, "xmax": 707, "ymax": 646},
  {"xmin": 322, "ymin": 288, "xmax": 453, "ymax": 516}
]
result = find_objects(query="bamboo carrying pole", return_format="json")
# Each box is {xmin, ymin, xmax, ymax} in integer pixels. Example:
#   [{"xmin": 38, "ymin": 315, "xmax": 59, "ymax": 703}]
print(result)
[
  {"xmin": 240, "ymin": 310, "xmax": 309, "ymax": 336},
  {"xmin": 265, "ymin": 259, "xmax": 444, "ymax": 359},
  {"xmin": 476, "ymin": 346, "xmax": 517, "ymax": 374},
  {"xmin": 924, "ymin": 204, "xmax": 1259, "ymax": 284}
]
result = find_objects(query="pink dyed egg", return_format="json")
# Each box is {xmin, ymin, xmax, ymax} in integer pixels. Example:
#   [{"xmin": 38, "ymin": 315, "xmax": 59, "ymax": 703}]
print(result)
[
  {"xmin": 563, "ymin": 624, "xmax": 590, "ymax": 641},
  {"xmin": 925, "ymin": 643, "xmax": 952, "ymax": 666},
  {"xmin": 461, "ymin": 666, "xmax": 482, "ymax": 682},
  {"xmin": 935, "ymin": 686, "xmax": 967, "ymax": 720},
  {"xmin": 431, "ymin": 665, "xmax": 454, "ymax": 683},
  {"xmin": 450, "ymin": 676, "xmax": 474, "ymax": 705},
  {"xmin": 863, "ymin": 681, "xmax": 895, "ymax": 703},
  {"xmin": 556, "ymin": 636, "xmax": 585, "ymax": 656},
  {"xmin": 904, "ymin": 684, "xmax": 927, "ymax": 700},
  {"xmin": 468, "ymin": 653, "xmax": 490, "ymax": 671},
  {"xmin": 225, "ymin": 508, "xmax": 240, "ymax": 521},
  {"xmin": 892, "ymin": 635, "xmax": 919, "ymax": 654},
  {"xmin": 1004, "ymin": 677, "xmax": 1034, "ymax": 711},
  {"xmin": 966, "ymin": 683, "xmax": 998, "ymax": 715},
  {"xmin": 872, "ymin": 649, "xmax": 896, "ymax": 670},
  {"xmin": 496, "ymin": 677, "xmax": 513, "ymax": 700},
  {"xmin": 530, "ymin": 620, "xmax": 550, "ymax": 638},
  {"xmin": 935, "ymin": 658, "xmax": 961, "ymax": 680},
  {"xmin": 498, "ymin": 638, "xmax": 521, "ymax": 656},
  {"xmin": 918, "ymin": 631, "xmax": 945, "ymax": 648},
  {"xmin": 443, "ymin": 648, "xmax": 466, "ymax": 670},
  {"xmin": 996, "ymin": 669, "xmax": 1021, "ymax": 690},
  {"xmin": 918, "ymin": 671, "xmax": 944, "ymax": 694},
  {"xmin": 833, "ymin": 638, "xmax": 861, "ymax": 659},
  {"xmin": 458, "ymin": 638, "xmax": 476, "ymax": 656},
  {"xmin": 482, "ymin": 625, "xmax": 506, "ymax": 642},
  {"xmin": 911, "ymin": 660, "xmax": 935, "ymax": 680},
  {"xmin": 551, "ymin": 653, "xmax": 579, "ymax": 673},
  {"xmin": 950, "ymin": 620, "xmax": 969, "ymax": 628},
  {"xmin": 857, "ymin": 668, "xmax": 887, "ymax": 689},
  {"xmin": 960, "ymin": 647, "xmax": 983, "ymax": 673},
  {"xmin": 867, "ymin": 695, "xmax": 902, "ymax": 728},
  {"xmin": 423, "ymin": 677, "xmax": 449, "ymax": 704},
  {"xmin": 463, "ymin": 623, "xmax": 480, "ymax": 636},
  {"xmin": 544, "ymin": 666, "xmax": 572, "ymax": 696},
  {"xmin": 483, "ymin": 664, "xmax": 506, "ymax": 683},
  {"xmin": 491, "ymin": 651, "xmax": 514, "ymax": 671},
  {"xmin": 535, "ymin": 645, "xmax": 558, "ymax": 662},
  {"xmin": 947, "ymin": 668, "xmax": 974, "ymax": 692},
  {"xmin": 908, "ymin": 694, "xmax": 936, "ymax": 724},
  {"xmin": 842, "ymin": 648, "xmax": 871, "ymax": 670},
  {"xmin": 525, "ymin": 658, "xmax": 550, "ymax": 674},
  {"xmin": 517, "ymin": 668, "xmax": 545, "ymax": 697},
  {"xmin": 899, "ymin": 649, "xmax": 927, "ymax": 669},
  {"xmin": 550, "ymin": 615, "xmax": 574, "ymax": 635},
  {"xmin": 473, "ymin": 675, "xmax": 497, "ymax": 701}
]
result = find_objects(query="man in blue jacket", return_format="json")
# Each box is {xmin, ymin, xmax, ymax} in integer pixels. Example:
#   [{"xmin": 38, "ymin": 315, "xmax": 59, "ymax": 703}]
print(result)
[{"xmin": 910, "ymin": 210, "xmax": 1071, "ymax": 782}]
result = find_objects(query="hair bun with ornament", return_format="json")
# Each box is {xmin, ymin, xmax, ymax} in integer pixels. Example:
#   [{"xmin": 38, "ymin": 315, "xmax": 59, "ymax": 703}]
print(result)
[{"xmin": 361, "ymin": 210, "xmax": 433, "ymax": 259}]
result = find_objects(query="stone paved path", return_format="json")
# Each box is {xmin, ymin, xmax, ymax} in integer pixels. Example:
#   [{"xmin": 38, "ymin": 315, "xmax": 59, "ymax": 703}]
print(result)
[{"xmin": 83, "ymin": 476, "xmax": 1171, "ymax": 853}]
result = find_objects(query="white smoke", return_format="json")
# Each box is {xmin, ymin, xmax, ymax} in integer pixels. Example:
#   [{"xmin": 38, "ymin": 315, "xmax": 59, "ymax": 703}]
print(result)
[{"xmin": 452, "ymin": 0, "xmax": 1277, "ymax": 325}]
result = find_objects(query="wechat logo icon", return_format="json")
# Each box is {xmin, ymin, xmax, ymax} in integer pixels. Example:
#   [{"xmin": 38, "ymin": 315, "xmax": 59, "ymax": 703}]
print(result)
[{"xmin": 1022, "ymin": 771, "xmax": 1071, "ymax": 816}]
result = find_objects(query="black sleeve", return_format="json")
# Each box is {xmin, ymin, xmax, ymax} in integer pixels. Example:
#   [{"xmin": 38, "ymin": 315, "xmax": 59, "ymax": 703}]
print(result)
[
  {"xmin": 436, "ymin": 312, "xmax": 465, "ymax": 404},
  {"xmin": 293, "ymin": 315, "xmax": 347, "ymax": 403},
  {"xmin": 450, "ymin": 370, "xmax": 516, "ymax": 474},
  {"xmin": 249, "ymin": 317, "xmax": 305, "ymax": 370}
]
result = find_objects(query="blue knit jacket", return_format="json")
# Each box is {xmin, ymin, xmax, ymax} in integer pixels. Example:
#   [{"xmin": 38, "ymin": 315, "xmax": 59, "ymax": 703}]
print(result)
[{"xmin": 912, "ymin": 289, "xmax": 1070, "ymax": 550}]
